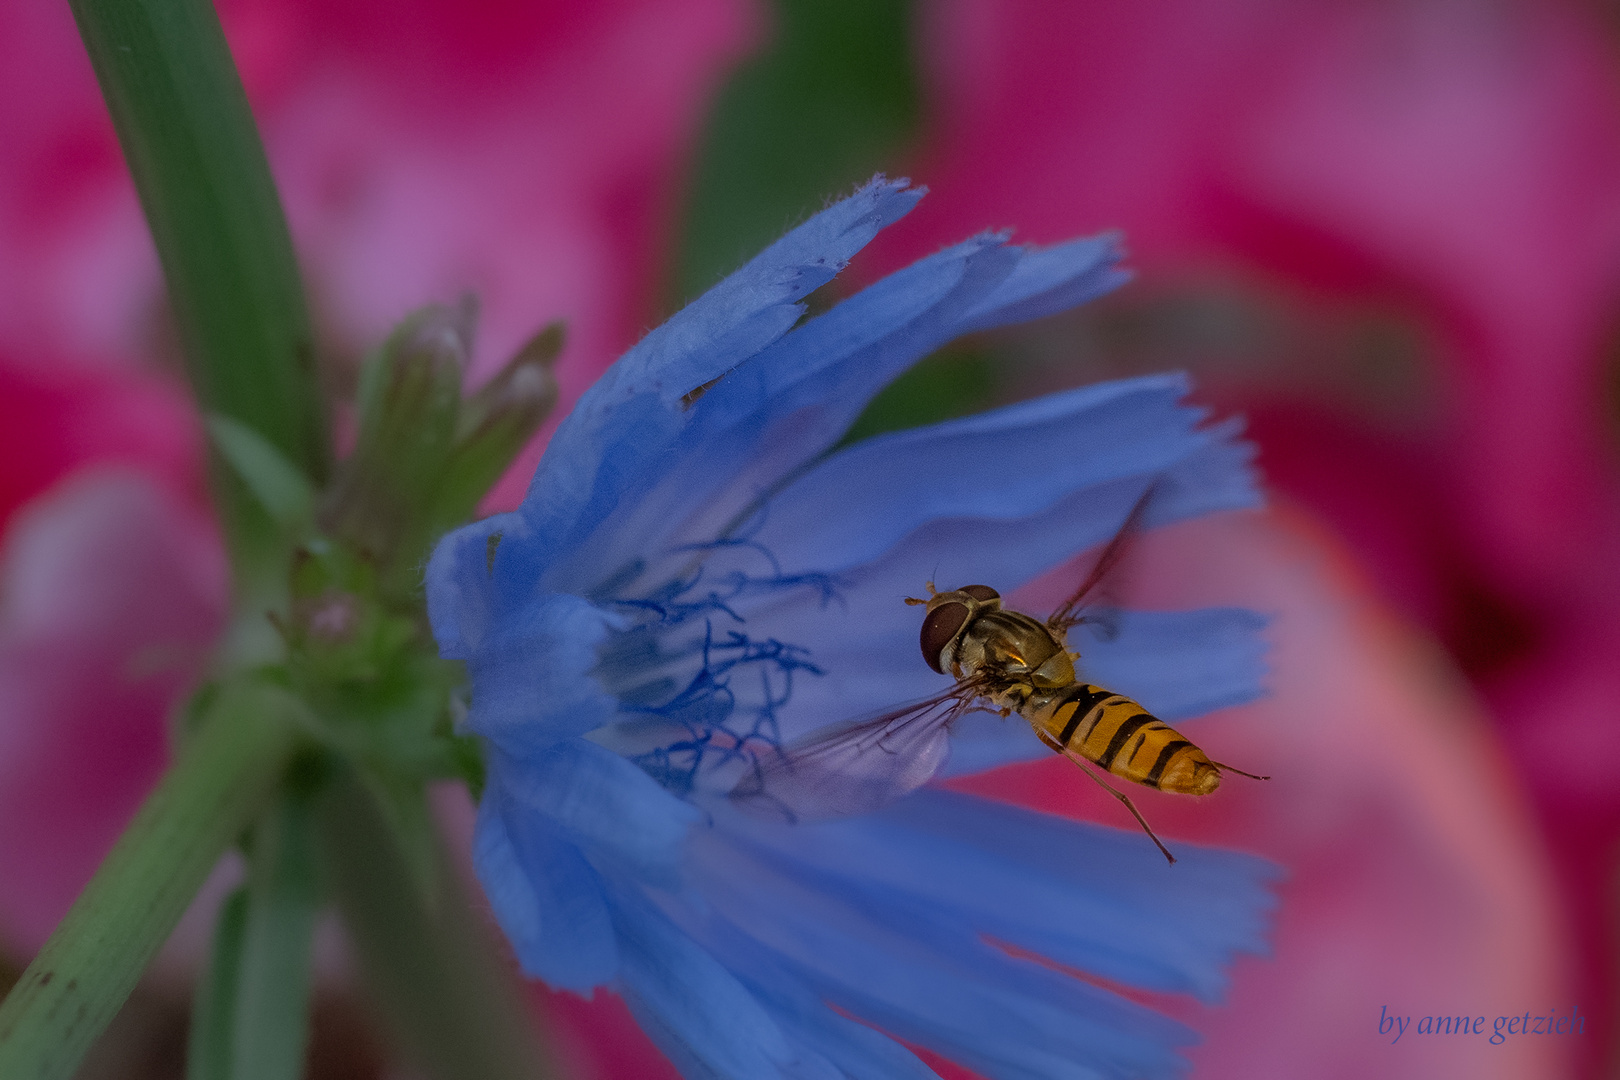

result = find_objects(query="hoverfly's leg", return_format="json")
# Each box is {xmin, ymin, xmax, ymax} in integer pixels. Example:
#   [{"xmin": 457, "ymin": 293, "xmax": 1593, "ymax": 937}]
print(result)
[
  {"xmin": 1210, "ymin": 760, "xmax": 1270, "ymax": 781},
  {"xmin": 1078, "ymin": 763, "xmax": 1176, "ymax": 865},
  {"xmin": 1054, "ymin": 747, "xmax": 1177, "ymax": 865}
]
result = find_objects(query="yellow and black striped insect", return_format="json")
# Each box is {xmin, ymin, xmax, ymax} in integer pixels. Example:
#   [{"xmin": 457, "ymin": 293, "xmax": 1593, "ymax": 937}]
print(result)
[{"xmin": 739, "ymin": 483, "xmax": 1266, "ymax": 863}]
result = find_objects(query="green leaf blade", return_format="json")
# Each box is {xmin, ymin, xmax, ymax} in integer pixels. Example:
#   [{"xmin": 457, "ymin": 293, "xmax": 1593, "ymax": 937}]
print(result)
[
  {"xmin": 67, "ymin": 0, "xmax": 329, "ymax": 570},
  {"xmin": 675, "ymin": 0, "xmax": 920, "ymax": 301}
]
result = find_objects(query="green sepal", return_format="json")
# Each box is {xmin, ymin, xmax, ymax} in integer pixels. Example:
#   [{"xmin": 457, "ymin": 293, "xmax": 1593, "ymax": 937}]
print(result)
[
  {"xmin": 274, "ymin": 537, "xmax": 465, "ymax": 901},
  {"xmin": 319, "ymin": 308, "xmax": 560, "ymax": 602},
  {"xmin": 454, "ymin": 322, "xmax": 563, "ymax": 443},
  {"xmin": 207, "ymin": 414, "xmax": 318, "ymax": 537},
  {"xmin": 429, "ymin": 321, "xmax": 562, "ymax": 532}
]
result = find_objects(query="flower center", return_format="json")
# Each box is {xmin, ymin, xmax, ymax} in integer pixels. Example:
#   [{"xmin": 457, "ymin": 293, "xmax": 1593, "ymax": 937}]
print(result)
[{"xmin": 590, "ymin": 537, "xmax": 835, "ymax": 797}]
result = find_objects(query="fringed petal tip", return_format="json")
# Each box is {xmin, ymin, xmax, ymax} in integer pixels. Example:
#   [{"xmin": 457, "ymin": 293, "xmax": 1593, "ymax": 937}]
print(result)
[{"xmin": 614, "ymin": 173, "xmax": 926, "ymax": 410}]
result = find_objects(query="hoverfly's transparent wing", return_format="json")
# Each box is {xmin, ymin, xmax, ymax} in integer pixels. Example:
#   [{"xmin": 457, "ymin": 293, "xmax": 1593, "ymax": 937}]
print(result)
[
  {"xmin": 1049, "ymin": 477, "xmax": 1160, "ymax": 632},
  {"xmin": 730, "ymin": 682, "xmax": 986, "ymax": 823},
  {"xmin": 1073, "ymin": 603, "xmax": 1124, "ymax": 642}
]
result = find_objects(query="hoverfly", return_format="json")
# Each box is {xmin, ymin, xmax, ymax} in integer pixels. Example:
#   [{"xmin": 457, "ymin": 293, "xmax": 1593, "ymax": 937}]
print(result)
[{"xmin": 734, "ymin": 482, "xmax": 1266, "ymax": 864}]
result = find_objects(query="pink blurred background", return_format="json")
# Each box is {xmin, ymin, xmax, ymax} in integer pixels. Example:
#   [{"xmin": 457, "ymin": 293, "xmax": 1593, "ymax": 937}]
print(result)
[{"xmin": 3, "ymin": 1, "xmax": 1619, "ymax": 1077}]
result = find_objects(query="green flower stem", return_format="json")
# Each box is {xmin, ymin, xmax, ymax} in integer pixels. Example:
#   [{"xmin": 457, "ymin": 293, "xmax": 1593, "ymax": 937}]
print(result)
[
  {"xmin": 0, "ymin": 684, "xmax": 306, "ymax": 1080},
  {"xmin": 230, "ymin": 785, "xmax": 321, "ymax": 1080},
  {"xmin": 317, "ymin": 771, "xmax": 557, "ymax": 1080},
  {"xmin": 67, "ymin": 0, "xmax": 329, "ymax": 577},
  {"xmin": 186, "ymin": 888, "xmax": 249, "ymax": 1080}
]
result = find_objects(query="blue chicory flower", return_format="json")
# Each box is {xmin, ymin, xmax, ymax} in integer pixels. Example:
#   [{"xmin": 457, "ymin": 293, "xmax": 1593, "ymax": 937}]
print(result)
[{"xmin": 427, "ymin": 177, "xmax": 1277, "ymax": 1079}]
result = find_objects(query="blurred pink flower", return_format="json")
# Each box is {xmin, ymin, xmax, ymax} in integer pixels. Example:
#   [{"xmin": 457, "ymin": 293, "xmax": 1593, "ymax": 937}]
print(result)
[
  {"xmin": 861, "ymin": 0, "xmax": 1620, "ymax": 1075},
  {"xmin": 882, "ymin": 0, "xmax": 1620, "ymax": 610},
  {"xmin": 0, "ymin": 355, "xmax": 223, "ymax": 953},
  {"xmin": 0, "ymin": 0, "xmax": 755, "ymax": 505},
  {"xmin": 0, "ymin": 0, "xmax": 754, "ymax": 975}
]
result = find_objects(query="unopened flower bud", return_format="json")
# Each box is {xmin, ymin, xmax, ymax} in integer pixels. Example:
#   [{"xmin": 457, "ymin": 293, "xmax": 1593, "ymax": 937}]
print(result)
[{"xmin": 318, "ymin": 301, "xmax": 474, "ymax": 575}]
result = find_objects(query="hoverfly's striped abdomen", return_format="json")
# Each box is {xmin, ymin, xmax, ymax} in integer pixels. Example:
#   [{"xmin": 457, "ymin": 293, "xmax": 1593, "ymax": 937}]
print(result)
[{"xmin": 1035, "ymin": 683, "xmax": 1221, "ymax": 796}]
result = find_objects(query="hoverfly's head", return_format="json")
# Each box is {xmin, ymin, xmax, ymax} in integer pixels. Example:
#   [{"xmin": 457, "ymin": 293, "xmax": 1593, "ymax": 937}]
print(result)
[{"xmin": 910, "ymin": 584, "xmax": 1001, "ymax": 674}]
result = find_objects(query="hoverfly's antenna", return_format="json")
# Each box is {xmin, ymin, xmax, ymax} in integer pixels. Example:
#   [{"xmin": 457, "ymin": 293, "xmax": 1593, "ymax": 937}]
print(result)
[
  {"xmin": 1211, "ymin": 761, "xmax": 1270, "ymax": 781},
  {"xmin": 903, "ymin": 581, "xmax": 939, "ymax": 606}
]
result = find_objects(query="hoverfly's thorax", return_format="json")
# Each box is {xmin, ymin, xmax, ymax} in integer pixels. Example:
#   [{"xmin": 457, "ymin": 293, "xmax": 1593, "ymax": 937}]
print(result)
[{"xmin": 950, "ymin": 609, "xmax": 1069, "ymax": 687}]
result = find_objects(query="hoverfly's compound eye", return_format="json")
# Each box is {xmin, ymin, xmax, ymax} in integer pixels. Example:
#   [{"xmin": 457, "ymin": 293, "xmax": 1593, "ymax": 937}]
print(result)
[
  {"xmin": 919, "ymin": 601, "xmax": 970, "ymax": 673},
  {"xmin": 960, "ymin": 585, "xmax": 1000, "ymax": 603}
]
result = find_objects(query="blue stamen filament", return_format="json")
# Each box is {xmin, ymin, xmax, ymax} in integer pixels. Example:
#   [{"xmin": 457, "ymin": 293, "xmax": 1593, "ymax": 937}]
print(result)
[{"xmin": 598, "ymin": 539, "xmax": 831, "ymax": 796}]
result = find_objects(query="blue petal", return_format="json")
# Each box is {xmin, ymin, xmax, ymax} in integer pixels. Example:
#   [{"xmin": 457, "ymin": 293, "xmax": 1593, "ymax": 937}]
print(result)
[
  {"xmin": 730, "ymin": 792, "xmax": 1277, "ymax": 1003},
  {"xmin": 944, "ymin": 606, "xmax": 1270, "ymax": 775},
  {"xmin": 682, "ymin": 821, "xmax": 1197, "ymax": 1080},
  {"xmin": 425, "ymin": 511, "xmax": 521, "ymax": 659},
  {"xmin": 1081, "ymin": 607, "xmax": 1270, "ymax": 721},
  {"xmin": 516, "ymin": 178, "xmax": 922, "ymax": 563},
  {"xmin": 756, "ymin": 986, "xmax": 939, "ymax": 1080},
  {"xmin": 604, "ymin": 233, "xmax": 1128, "ymax": 569},
  {"xmin": 664, "ymin": 910, "xmax": 942, "ymax": 1080},
  {"xmin": 955, "ymin": 234, "xmax": 1130, "ymax": 333},
  {"xmin": 753, "ymin": 373, "xmax": 1247, "ymax": 574},
  {"xmin": 594, "ymin": 177, "xmax": 921, "ymax": 407},
  {"xmin": 474, "ymin": 793, "xmax": 618, "ymax": 989},
  {"xmin": 539, "ymin": 232, "xmax": 1023, "ymax": 589},
  {"xmin": 461, "ymin": 592, "xmax": 623, "ymax": 755},
  {"xmin": 470, "ymin": 793, "xmax": 543, "ymax": 949},
  {"xmin": 609, "ymin": 886, "xmax": 837, "ymax": 1080},
  {"xmin": 694, "ymin": 234, "xmax": 1126, "ymax": 479},
  {"xmin": 490, "ymin": 740, "xmax": 702, "ymax": 883}
]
